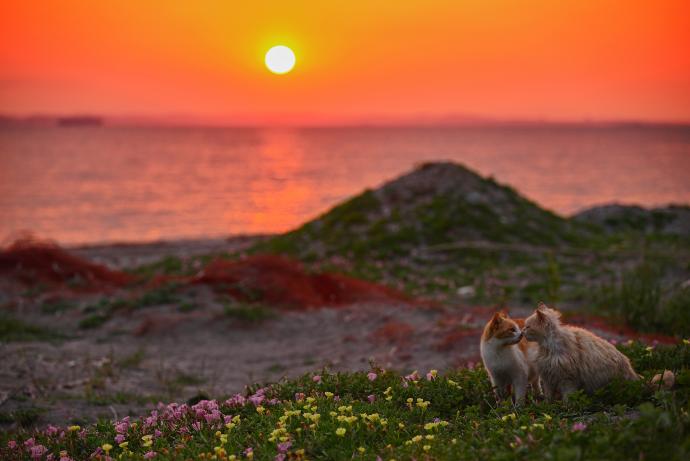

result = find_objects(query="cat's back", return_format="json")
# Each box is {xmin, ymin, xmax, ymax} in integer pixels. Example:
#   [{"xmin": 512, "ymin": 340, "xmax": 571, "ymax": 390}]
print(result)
[{"xmin": 565, "ymin": 325, "xmax": 638, "ymax": 386}]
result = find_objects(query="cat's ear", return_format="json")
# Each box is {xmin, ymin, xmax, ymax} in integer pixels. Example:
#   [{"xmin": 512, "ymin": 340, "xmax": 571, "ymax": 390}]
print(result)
[
  {"xmin": 536, "ymin": 309, "xmax": 547, "ymax": 322},
  {"xmin": 537, "ymin": 301, "xmax": 548, "ymax": 311},
  {"xmin": 498, "ymin": 308, "xmax": 509, "ymax": 318},
  {"xmin": 490, "ymin": 311, "xmax": 503, "ymax": 327}
]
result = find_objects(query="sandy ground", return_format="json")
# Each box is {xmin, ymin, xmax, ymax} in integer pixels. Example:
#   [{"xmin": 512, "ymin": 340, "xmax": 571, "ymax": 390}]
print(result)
[{"xmin": 0, "ymin": 238, "xmax": 648, "ymax": 428}]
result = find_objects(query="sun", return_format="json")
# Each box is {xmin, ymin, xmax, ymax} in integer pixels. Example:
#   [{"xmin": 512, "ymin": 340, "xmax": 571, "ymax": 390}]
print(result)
[{"xmin": 265, "ymin": 45, "xmax": 296, "ymax": 75}]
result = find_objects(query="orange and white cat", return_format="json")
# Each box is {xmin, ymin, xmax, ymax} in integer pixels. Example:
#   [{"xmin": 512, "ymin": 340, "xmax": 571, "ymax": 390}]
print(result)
[
  {"xmin": 523, "ymin": 302, "xmax": 638, "ymax": 402},
  {"xmin": 480, "ymin": 311, "xmax": 540, "ymax": 405}
]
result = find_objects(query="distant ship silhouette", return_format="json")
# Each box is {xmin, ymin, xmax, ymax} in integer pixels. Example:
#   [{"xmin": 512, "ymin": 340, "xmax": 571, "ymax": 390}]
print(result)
[{"xmin": 57, "ymin": 116, "xmax": 103, "ymax": 127}]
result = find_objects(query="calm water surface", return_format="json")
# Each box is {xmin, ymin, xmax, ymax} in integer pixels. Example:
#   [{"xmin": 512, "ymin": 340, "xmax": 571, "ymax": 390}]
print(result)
[{"xmin": 1, "ymin": 125, "xmax": 689, "ymax": 245}]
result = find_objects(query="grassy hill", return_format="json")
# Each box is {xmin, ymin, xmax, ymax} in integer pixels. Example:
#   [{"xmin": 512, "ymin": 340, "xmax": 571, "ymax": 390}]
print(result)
[{"xmin": 257, "ymin": 162, "xmax": 590, "ymax": 261}]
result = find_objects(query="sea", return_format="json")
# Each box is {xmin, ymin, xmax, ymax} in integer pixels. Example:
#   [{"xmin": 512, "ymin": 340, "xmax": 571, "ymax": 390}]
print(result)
[{"xmin": 1, "ymin": 124, "xmax": 689, "ymax": 246}]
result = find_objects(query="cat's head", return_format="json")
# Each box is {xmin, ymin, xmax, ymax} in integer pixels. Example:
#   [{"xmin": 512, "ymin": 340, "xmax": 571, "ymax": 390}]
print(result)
[
  {"xmin": 523, "ymin": 302, "xmax": 562, "ymax": 342},
  {"xmin": 481, "ymin": 310, "xmax": 523, "ymax": 346}
]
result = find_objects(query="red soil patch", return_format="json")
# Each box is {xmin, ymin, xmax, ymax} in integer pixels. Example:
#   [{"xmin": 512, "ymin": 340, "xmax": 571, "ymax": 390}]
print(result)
[
  {"xmin": 369, "ymin": 321, "xmax": 415, "ymax": 345},
  {"xmin": 0, "ymin": 237, "xmax": 132, "ymax": 291},
  {"xmin": 563, "ymin": 313, "xmax": 679, "ymax": 345},
  {"xmin": 435, "ymin": 328, "xmax": 482, "ymax": 352},
  {"xmin": 192, "ymin": 254, "xmax": 409, "ymax": 309}
]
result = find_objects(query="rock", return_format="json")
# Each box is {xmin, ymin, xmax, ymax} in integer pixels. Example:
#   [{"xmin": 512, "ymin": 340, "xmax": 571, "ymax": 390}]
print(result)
[{"xmin": 457, "ymin": 285, "xmax": 476, "ymax": 298}]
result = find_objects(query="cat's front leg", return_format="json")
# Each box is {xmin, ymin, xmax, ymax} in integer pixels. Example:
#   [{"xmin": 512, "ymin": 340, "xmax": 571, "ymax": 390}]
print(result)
[
  {"xmin": 560, "ymin": 382, "xmax": 579, "ymax": 402},
  {"xmin": 541, "ymin": 380, "xmax": 557, "ymax": 402},
  {"xmin": 512, "ymin": 376, "xmax": 528, "ymax": 406}
]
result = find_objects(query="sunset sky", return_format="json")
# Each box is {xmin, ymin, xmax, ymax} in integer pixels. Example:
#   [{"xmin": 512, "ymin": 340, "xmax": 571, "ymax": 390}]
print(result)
[{"xmin": 1, "ymin": 0, "xmax": 690, "ymax": 124}]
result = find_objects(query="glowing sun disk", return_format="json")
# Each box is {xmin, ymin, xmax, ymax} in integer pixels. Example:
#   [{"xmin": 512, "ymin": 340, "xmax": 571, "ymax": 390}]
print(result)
[{"xmin": 265, "ymin": 45, "xmax": 296, "ymax": 74}]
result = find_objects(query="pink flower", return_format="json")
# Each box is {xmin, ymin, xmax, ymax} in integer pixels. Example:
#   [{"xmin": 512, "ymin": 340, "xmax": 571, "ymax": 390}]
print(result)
[
  {"xmin": 609, "ymin": 338, "xmax": 618, "ymax": 345},
  {"xmin": 144, "ymin": 451, "xmax": 157, "ymax": 459},
  {"xmin": 248, "ymin": 394, "xmax": 265, "ymax": 406},
  {"xmin": 275, "ymin": 455, "xmax": 286, "ymax": 461},
  {"xmin": 294, "ymin": 393, "xmax": 305, "ymax": 402},
  {"xmin": 114, "ymin": 434, "xmax": 125, "ymax": 444},
  {"xmin": 191, "ymin": 422, "xmax": 202, "ymax": 431},
  {"xmin": 30, "ymin": 444, "xmax": 48, "ymax": 459},
  {"xmin": 277, "ymin": 441, "xmax": 292, "ymax": 453},
  {"xmin": 513, "ymin": 435, "xmax": 523, "ymax": 446},
  {"xmin": 226, "ymin": 394, "xmax": 247, "ymax": 407},
  {"xmin": 224, "ymin": 415, "xmax": 234, "ymax": 424},
  {"xmin": 24, "ymin": 438, "xmax": 36, "ymax": 448},
  {"xmin": 367, "ymin": 394, "xmax": 376, "ymax": 403},
  {"xmin": 312, "ymin": 375, "xmax": 322, "ymax": 383},
  {"xmin": 367, "ymin": 372, "xmax": 377, "ymax": 381},
  {"xmin": 154, "ymin": 429, "xmax": 162, "ymax": 437},
  {"xmin": 45, "ymin": 425, "xmax": 59, "ymax": 436},
  {"xmin": 8, "ymin": 441, "xmax": 17, "ymax": 449},
  {"xmin": 333, "ymin": 395, "xmax": 340, "ymax": 401},
  {"xmin": 572, "ymin": 422, "xmax": 587, "ymax": 432},
  {"xmin": 244, "ymin": 447, "xmax": 254, "ymax": 457},
  {"xmin": 404, "ymin": 371, "xmax": 419, "ymax": 381}
]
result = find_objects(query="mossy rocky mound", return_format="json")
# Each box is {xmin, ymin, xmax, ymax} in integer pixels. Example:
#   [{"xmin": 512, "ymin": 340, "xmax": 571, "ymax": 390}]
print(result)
[{"xmin": 258, "ymin": 162, "xmax": 589, "ymax": 260}]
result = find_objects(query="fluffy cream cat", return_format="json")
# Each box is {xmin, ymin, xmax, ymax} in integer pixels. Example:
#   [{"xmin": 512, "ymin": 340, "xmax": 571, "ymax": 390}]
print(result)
[{"xmin": 523, "ymin": 302, "xmax": 638, "ymax": 401}]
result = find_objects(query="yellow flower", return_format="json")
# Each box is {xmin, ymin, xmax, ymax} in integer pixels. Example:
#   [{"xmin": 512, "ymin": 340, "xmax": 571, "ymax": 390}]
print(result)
[
  {"xmin": 101, "ymin": 443, "xmax": 113, "ymax": 454},
  {"xmin": 295, "ymin": 449, "xmax": 305, "ymax": 456},
  {"xmin": 358, "ymin": 447, "xmax": 366, "ymax": 453},
  {"xmin": 336, "ymin": 427, "xmax": 346, "ymax": 436},
  {"xmin": 411, "ymin": 435, "xmax": 423, "ymax": 443},
  {"xmin": 501, "ymin": 413, "xmax": 516, "ymax": 422},
  {"xmin": 543, "ymin": 413, "xmax": 552, "ymax": 422},
  {"xmin": 415, "ymin": 399, "xmax": 430, "ymax": 410},
  {"xmin": 256, "ymin": 405, "xmax": 265, "ymax": 414},
  {"xmin": 229, "ymin": 456, "xmax": 237, "ymax": 461},
  {"xmin": 325, "ymin": 391, "xmax": 334, "ymax": 398},
  {"xmin": 118, "ymin": 442, "xmax": 129, "ymax": 449},
  {"xmin": 306, "ymin": 396, "xmax": 316, "ymax": 404},
  {"xmin": 451, "ymin": 438, "xmax": 457, "ymax": 444},
  {"xmin": 425, "ymin": 435, "xmax": 434, "ymax": 440},
  {"xmin": 532, "ymin": 423, "xmax": 544, "ymax": 430},
  {"xmin": 423, "ymin": 445, "xmax": 431, "ymax": 452},
  {"xmin": 683, "ymin": 339, "xmax": 689, "ymax": 345},
  {"xmin": 398, "ymin": 423, "xmax": 405, "ymax": 429},
  {"xmin": 68, "ymin": 425, "xmax": 80, "ymax": 432}
]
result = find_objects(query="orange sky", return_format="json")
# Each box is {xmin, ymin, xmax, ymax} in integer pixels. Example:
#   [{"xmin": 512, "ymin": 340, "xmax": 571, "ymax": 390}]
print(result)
[{"xmin": 1, "ymin": 0, "xmax": 690, "ymax": 123}]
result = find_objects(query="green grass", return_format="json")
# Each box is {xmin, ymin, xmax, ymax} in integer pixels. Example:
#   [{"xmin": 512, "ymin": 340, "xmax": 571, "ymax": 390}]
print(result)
[
  {"xmin": 1, "ymin": 342, "xmax": 689, "ymax": 460},
  {"xmin": 0, "ymin": 313, "xmax": 64, "ymax": 342},
  {"xmin": 592, "ymin": 260, "xmax": 690, "ymax": 336},
  {"xmin": 223, "ymin": 302, "xmax": 276, "ymax": 323},
  {"xmin": 0, "ymin": 407, "xmax": 46, "ymax": 428}
]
